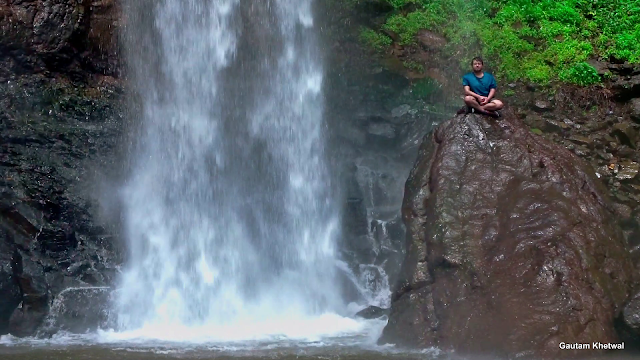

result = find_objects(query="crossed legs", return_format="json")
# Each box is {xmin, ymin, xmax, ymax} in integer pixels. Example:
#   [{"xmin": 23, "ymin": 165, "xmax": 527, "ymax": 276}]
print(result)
[{"xmin": 464, "ymin": 96, "xmax": 504, "ymax": 114}]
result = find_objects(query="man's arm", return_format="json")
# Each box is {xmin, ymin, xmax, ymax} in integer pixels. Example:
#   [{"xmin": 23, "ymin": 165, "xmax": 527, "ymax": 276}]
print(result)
[
  {"xmin": 464, "ymin": 86, "xmax": 483, "ymax": 100},
  {"xmin": 486, "ymin": 75, "xmax": 498, "ymax": 102},
  {"xmin": 484, "ymin": 88, "xmax": 496, "ymax": 104}
]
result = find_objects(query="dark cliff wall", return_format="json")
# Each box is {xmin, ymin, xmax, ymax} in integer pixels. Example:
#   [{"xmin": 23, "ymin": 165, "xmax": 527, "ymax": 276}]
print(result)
[{"xmin": 0, "ymin": 0, "xmax": 124, "ymax": 336}]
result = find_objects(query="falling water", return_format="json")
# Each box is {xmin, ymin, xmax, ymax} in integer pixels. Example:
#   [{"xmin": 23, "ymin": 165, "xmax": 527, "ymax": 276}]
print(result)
[{"xmin": 112, "ymin": 0, "xmax": 362, "ymax": 341}]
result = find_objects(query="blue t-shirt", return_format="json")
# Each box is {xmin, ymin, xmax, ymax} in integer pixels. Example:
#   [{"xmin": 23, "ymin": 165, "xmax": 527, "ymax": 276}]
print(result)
[{"xmin": 462, "ymin": 72, "xmax": 497, "ymax": 97}]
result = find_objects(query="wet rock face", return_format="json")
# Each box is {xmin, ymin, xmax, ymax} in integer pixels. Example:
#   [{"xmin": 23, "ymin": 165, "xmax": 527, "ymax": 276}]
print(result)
[
  {"xmin": 39, "ymin": 287, "xmax": 112, "ymax": 334},
  {"xmin": 610, "ymin": 67, "xmax": 640, "ymax": 101},
  {"xmin": 0, "ymin": 1, "xmax": 123, "ymax": 338},
  {"xmin": 380, "ymin": 113, "xmax": 635, "ymax": 358},
  {"xmin": 631, "ymin": 98, "xmax": 640, "ymax": 123},
  {"xmin": 0, "ymin": 238, "xmax": 21, "ymax": 335},
  {"xmin": 0, "ymin": 76, "xmax": 124, "ymax": 336},
  {"xmin": 0, "ymin": 0, "xmax": 121, "ymax": 77},
  {"xmin": 624, "ymin": 292, "xmax": 640, "ymax": 333},
  {"xmin": 355, "ymin": 305, "xmax": 389, "ymax": 319}
]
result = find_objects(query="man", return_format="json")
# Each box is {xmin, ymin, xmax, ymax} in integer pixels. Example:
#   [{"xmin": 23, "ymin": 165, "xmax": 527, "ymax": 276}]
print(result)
[{"xmin": 458, "ymin": 57, "xmax": 504, "ymax": 117}]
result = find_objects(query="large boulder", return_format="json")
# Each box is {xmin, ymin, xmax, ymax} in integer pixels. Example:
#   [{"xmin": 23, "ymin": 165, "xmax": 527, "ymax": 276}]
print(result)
[{"xmin": 380, "ymin": 113, "xmax": 635, "ymax": 358}]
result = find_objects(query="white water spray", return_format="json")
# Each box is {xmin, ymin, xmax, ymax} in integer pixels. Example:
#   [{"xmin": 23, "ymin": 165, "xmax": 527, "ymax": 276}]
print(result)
[{"xmin": 113, "ymin": 0, "xmax": 362, "ymax": 341}]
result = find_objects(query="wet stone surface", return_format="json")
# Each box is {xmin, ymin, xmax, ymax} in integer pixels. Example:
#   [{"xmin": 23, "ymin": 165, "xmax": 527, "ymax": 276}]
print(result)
[
  {"xmin": 381, "ymin": 112, "xmax": 635, "ymax": 358},
  {"xmin": 0, "ymin": 75, "xmax": 125, "ymax": 336}
]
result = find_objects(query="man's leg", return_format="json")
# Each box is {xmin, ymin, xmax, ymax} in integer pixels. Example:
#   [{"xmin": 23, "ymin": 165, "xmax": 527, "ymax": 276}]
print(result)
[
  {"xmin": 483, "ymin": 99, "xmax": 504, "ymax": 111},
  {"xmin": 464, "ymin": 96, "xmax": 484, "ymax": 112}
]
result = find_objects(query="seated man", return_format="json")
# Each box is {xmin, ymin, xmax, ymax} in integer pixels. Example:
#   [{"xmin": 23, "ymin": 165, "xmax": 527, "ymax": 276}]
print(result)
[{"xmin": 459, "ymin": 56, "xmax": 504, "ymax": 117}]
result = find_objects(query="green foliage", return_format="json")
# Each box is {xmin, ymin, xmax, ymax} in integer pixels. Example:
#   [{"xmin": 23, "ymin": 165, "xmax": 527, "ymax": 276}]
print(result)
[
  {"xmin": 403, "ymin": 60, "xmax": 425, "ymax": 72},
  {"xmin": 359, "ymin": 28, "xmax": 392, "ymax": 52},
  {"xmin": 385, "ymin": 0, "xmax": 416, "ymax": 9},
  {"xmin": 382, "ymin": 0, "xmax": 487, "ymax": 45},
  {"xmin": 502, "ymin": 89, "xmax": 515, "ymax": 97},
  {"xmin": 558, "ymin": 62, "xmax": 601, "ymax": 86},
  {"xmin": 383, "ymin": 8, "xmax": 445, "ymax": 44},
  {"xmin": 367, "ymin": 0, "xmax": 640, "ymax": 85}
]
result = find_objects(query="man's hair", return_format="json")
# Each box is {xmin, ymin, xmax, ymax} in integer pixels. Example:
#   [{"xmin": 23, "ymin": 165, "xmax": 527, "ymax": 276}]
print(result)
[{"xmin": 471, "ymin": 56, "xmax": 484, "ymax": 65}]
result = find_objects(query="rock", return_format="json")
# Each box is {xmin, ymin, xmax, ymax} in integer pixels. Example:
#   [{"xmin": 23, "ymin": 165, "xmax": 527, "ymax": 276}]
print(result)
[
  {"xmin": 568, "ymin": 135, "xmax": 592, "ymax": 147},
  {"xmin": 366, "ymin": 121, "xmax": 398, "ymax": 148},
  {"xmin": 544, "ymin": 119, "xmax": 570, "ymax": 134},
  {"xmin": 339, "ymin": 154, "xmax": 408, "ymax": 304},
  {"xmin": 611, "ymin": 203, "xmax": 633, "ymax": 220},
  {"xmin": 7, "ymin": 252, "xmax": 49, "ymax": 336},
  {"xmin": 336, "ymin": 122, "xmax": 367, "ymax": 146},
  {"xmin": 611, "ymin": 122, "xmax": 638, "ymax": 148},
  {"xmin": 608, "ymin": 63, "xmax": 639, "ymax": 76},
  {"xmin": 523, "ymin": 114, "xmax": 546, "ymax": 130},
  {"xmin": 589, "ymin": 60, "xmax": 610, "ymax": 76},
  {"xmin": 84, "ymin": 0, "xmax": 121, "ymax": 74},
  {"xmin": 380, "ymin": 113, "xmax": 634, "ymax": 358},
  {"xmin": 596, "ymin": 165, "xmax": 610, "ymax": 179},
  {"xmin": 620, "ymin": 291, "xmax": 640, "ymax": 348},
  {"xmin": 615, "ymin": 192, "xmax": 629, "ymax": 201},
  {"xmin": 391, "ymin": 104, "xmax": 411, "ymax": 118},
  {"xmin": 0, "ymin": 237, "xmax": 21, "ymax": 335},
  {"xmin": 0, "ymin": 76, "xmax": 123, "ymax": 336},
  {"xmin": 616, "ymin": 161, "xmax": 639, "ymax": 180},
  {"xmin": 40, "ymin": 287, "xmax": 112, "ymax": 334},
  {"xmin": 630, "ymin": 99, "xmax": 640, "ymax": 123},
  {"xmin": 573, "ymin": 145, "xmax": 590, "ymax": 157},
  {"xmin": 533, "ymin": 100, "xmax": 553, "ymax": 112},
  {"xmin": 604, "ymin": 133, "xmax": 617, "ymax": 143},
  {"xmin": 611, "ymin": 74, "xmax": 640, "ymax": 101},
  {"xmin": 624, "ymin": 292, "xmax": 640, "ymax": 332},
  {"xmin": 351, "ymin": 0, "xmax": 394, "ymax": 16},
  {"xmin": 617, "ymin": 146, "xmax": 637, "ymax": 158},
  {"xmin": 355, "ymin": 305, "xmax": 390, "ymax": 319},
  {"xmin": 367, "ymin": 122, "xmax": 395, "ymax": 138},
  {"xmin": 342, "ymin": 166, "xmax": 370, "ymax": 241},
  {"xmin": 0, "ymin": 0, "xmax": 121, "ymax": 77},
  {"xmin": 596, "ymin": 150, "xmax": 613, "ymax": 161},
  {"xmin": 8, "ymin": 300, "xmax": 48, "ymax": 338},
  {"xmin": 15, "ymin": 254, "xmax": 48, "ymax": 297},
  {"xmin": 415, "ymin": 30, "xmax": 447, "ymax": 50}
]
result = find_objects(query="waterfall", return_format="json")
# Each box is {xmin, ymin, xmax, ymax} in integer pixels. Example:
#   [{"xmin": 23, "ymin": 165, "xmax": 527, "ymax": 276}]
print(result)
[{"xmin": 113, "ymin": 0, "xmax": 359, "ymax": 341}]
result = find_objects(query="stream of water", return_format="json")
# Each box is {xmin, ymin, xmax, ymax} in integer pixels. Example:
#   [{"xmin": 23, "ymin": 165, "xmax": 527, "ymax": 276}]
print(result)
[{"xmin": 113, "ymin": 0, "xmax": 357, "ymax": 341}]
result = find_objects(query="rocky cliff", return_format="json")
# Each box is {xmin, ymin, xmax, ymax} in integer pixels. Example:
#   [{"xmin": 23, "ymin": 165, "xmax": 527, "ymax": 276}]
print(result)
[{"xmin": 0, "ymin": 0, "xmax": 124, "ymax": 336}]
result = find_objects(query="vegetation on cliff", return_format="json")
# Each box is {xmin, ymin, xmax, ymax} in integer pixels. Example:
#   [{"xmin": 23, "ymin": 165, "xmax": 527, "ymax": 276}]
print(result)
[{"xmin": 357, "ymin": 0, "xmax": 640, "ymax": 85}]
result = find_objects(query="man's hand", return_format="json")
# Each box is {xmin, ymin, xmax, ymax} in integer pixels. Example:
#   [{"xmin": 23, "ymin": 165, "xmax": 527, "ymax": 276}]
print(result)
[{"xmin": 478, "ymin": 96, "xmax": 488, "ymax": 105}]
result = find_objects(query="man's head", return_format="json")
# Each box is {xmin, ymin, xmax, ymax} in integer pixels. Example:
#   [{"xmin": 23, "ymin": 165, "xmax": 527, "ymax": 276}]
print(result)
[{"xmin": 471, "ymin": 56, "xmax": 483, "ymax": 72}]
